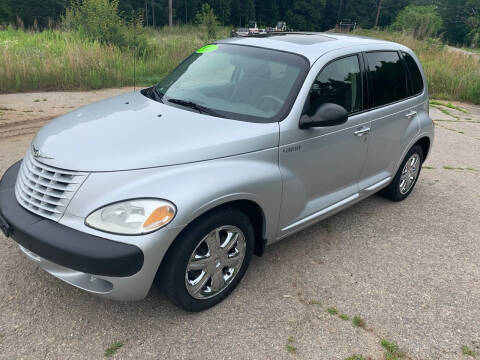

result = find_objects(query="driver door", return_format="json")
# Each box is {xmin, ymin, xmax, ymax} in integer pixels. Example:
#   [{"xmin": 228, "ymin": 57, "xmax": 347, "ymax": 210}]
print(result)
[{"xmin": 277, "ymin": 54, "xmax": 371, "ymax": 238}]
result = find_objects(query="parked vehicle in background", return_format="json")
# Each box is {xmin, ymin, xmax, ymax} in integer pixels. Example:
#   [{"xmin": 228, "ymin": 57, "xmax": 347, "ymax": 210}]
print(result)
[
  {"xmin": 274, "ymin": 21, "xmax": 289, "ymax": 32},
  {"xmin": 231, "ymin": 27, "xmax": 249, "ymax": 37},
  {"xmin": 0, "ymin": 33, "xmax": 434, "ymax": 312},
  {"xmin": 232, "ymin": 21, "xmax": 266, "ymax": 36},
  {"xmin": 335, "ymin": 20, "xmax": 358, "ymax": 32},
  {"xmin": 248, "ymin": 20, "xmax": 259, "ymax": 34}
]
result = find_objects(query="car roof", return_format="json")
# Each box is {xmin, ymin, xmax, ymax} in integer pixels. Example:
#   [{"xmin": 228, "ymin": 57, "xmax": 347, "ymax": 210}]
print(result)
[{"xmin": 218, "ymin": 32, "xmax": 401, "ymax": 64}]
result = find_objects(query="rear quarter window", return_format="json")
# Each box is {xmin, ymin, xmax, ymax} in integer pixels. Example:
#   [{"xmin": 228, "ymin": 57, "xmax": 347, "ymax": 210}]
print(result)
[
  {"xmin": 366, "ymin": 51, "xmax": 408, "ymax": 108},
  {"xmin": 402, "ymin": 52, "xmax": 424, "ymax": 96}
]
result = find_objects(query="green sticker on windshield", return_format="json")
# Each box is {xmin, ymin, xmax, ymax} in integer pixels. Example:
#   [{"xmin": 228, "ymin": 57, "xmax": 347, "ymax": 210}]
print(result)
[{"xmin": 196, "ymin": 44, "xmax": 218, "ymax": 53}]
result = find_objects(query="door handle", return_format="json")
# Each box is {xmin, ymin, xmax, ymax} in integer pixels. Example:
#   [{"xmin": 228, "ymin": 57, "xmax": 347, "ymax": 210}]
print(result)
[
  {"xmin": 406, "ymin": 110, "xmax": 417, "ymax": 119},
  {"xmin": 354, "ymin": 127, "xmax": 371, "ymax": 136}
]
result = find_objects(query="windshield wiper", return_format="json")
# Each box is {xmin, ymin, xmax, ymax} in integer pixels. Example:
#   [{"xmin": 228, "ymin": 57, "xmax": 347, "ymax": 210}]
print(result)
[
  {"xmin": 167, "ymin": 98, "xmax": 225, "ymax": 118},
  {"xmin": 151, "ymin": 87, "xmax": 164, "ymax": 103},
  {"xmin": 141, "ymin": 86, "xmax": 164, "ymax": 103}
]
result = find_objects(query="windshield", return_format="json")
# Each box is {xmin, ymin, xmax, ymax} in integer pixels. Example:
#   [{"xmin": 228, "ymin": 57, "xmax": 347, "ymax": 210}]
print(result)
[{"xmin": 153, "ymin": 44, "xmax": 309, "ymax": 123}]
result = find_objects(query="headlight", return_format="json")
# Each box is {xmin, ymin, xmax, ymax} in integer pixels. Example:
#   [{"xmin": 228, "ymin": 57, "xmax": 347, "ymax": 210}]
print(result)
[{"xmin": 85, "ymin": 199, "xmax": 176, "ymax": 235}]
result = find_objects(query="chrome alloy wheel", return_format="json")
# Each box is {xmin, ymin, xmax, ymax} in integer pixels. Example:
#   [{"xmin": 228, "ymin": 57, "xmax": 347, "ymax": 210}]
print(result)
[
  {"xmin": 399, "ymin": 153, "xmax": 421, "ymax": 195},
  {"xmin": 185, "ymin": 225, "xmax": 246, "ymax": 300}
]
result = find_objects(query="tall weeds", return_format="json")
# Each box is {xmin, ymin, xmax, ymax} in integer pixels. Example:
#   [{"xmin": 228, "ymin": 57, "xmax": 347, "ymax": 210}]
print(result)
[
  {"xmin": 0, "ymin": 27, "xmax": 478, "ymax": 105},
  {"xmin": 354, "ymin": 29, "xmax": 480, "ymax": 104},
  {"xmin": 0, "ymin": 26, "xmax": 229, "ymax": 92}
]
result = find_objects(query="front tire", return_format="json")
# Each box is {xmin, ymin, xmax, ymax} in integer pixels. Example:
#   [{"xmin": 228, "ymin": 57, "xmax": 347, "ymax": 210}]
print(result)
[
  {"xmin": 382, "ymin": 144, "xmax": 424, "ymax": 202},
  {"xmin": 162, "ymin": 208, "xmax": 254, "ymax": 312}
]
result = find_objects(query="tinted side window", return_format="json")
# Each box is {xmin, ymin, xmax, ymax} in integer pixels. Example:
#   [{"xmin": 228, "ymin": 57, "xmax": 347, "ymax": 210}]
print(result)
[
  {"xmin": 366, "ymin": 52, "xmax": 408, "ymax": 107},
  {"xmin": 402, "ymin": 52, "xmax": 424, "ymax": 95},
  {"xmin": 306, "ymin": 55, "xmax": 362, "ymax": 116}
]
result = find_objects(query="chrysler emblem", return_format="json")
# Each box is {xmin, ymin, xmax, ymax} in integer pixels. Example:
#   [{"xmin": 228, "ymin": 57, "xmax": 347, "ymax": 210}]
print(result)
[{"xmin": 32, "ymin": 144, "xmax": 53, "ymax": 160}]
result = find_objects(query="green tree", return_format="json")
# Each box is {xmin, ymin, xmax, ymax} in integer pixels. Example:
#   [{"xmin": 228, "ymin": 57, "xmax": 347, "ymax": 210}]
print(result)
[
  {"xmin": 0, "ymin": 1, "xmax": 12, "ymax": 25},
  {"xmin": 393, "ymin": 5, "xmax": 443, "ymax": 38},
  {"xmin": 62, "ymin": 0, "xmax": 147, "ymax": 49},
  {"xmin": 207, "ymin": 0, "xmax": 231, "ymax": 26},
  {"xmin": 285, "ymin": 0, "xmax": 326, "ymax": 31},
  {"xmin": 230, "ymin": 0, "xmax": 255, "ymax": 26},
  {"xmin": 196, "ymin": 3, "xmax": 218, "ymax": 39},
  {"xmin": 4, "ymin": 0, "xmax": 69, "ymax": 28},
  {"xmin": 439, "ymin": 0, "xmax": 469, "ymax": 44},
  {"xmin": 256, "ymin": 0, "xmax": 278, "ymax": 26},
  {"xmin": 465, "ymin": 0, "xmax": 480, "ymax": 47},
  {"xmin": 341, "ymin": 0, "xmax": 378, "ymax": 28},
  {"xmin": 377, "ymin": 0, "xmax": 411, "ymax": 27}
]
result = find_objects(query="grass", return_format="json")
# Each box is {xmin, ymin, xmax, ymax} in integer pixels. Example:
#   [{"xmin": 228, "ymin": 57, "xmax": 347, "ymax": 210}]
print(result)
[
  {"xmin": 431, "ymin": 105, "xmax": 460, "ymax": 120},
  {"xmin": 345, "ymin": 355, "xmax": 366, "ymax": 360},
  {"xmin": 104, "ymin": 341, "xmax": 123, "ymax": 357},
  {"xmin": 0, "ymin": 25, "xmax": 230, "ymax": 92},
  {"xmin": 354, "ymin": 29, "xmax": 480, "ymax": 104},
  {"xmin": 352, "ymin": 316, "xmax": 365, "ymax": 328},
  {"xmin": 462, "ymin": 345, "xmax": 478, "ymax": 358},
  {"xmin": 0, "ymin": 26, "xmax": 480, "ymax": 102},
  {"xmin": 286, "ymin": 344, "xmax": 297, "ymax": 353},
  {"xmin": 430, "ymin": 100, "xmax": 469, "ymax": 113},
  {"xmin": 434, "ymin": 122, "xmax": 465, "ymax": 134},
  {"xmin": 380, "ymin": 339, "xmax": 405, "ymax": 360},
  {"xmin": 327, "ymin": 307, "xmax": 338, "ymax": 315},
  {"xmin": 319, "ymin": 307, "xmax": 411, "ymax": 359},
  {"xmin": 286, "ymin": 336, "xmax": 297, "ymax": 353},
  {"xmin": 309, "ymin": 299, "xmax": 322, "ymax": 305},
  {"xmin": 443, "ymin": 166, "xmax": 479, "ymax": 171}
]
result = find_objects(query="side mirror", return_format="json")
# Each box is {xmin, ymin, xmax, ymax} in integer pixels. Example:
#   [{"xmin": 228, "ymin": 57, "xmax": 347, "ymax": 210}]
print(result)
[{"xmin": 299, "ymin": 103, "xmax": 348, "ymax": 129}]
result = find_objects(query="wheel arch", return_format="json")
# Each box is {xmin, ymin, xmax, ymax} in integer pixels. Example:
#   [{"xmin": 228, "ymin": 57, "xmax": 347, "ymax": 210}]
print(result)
[
  {"xmin": 156, "ymin": 199, "xmax": 267, "ymax": 284},
  {"xmin": 415, "ymin": 136, "xmax": 431, "ymax": 161}
]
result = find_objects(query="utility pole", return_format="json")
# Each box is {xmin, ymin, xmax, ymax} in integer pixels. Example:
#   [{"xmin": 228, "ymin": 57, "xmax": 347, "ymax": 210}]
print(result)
[
  {"xmin": 144, "ymin": 0, "xmax": 149, "ymax": 27},
  {"xmin": 169, "ymin": 0, "xmax": 173, "ymax": 27},
  {"xmin": 375, "ymin": 0, "xmax": 382, "ymax": 28},
  {"xmin": 337, "ymin": 0, "xmax": 343, "ymax": 22},
  {"xmin": 151, "ymin": 0, "xmax": 156, "ymax": 28}
]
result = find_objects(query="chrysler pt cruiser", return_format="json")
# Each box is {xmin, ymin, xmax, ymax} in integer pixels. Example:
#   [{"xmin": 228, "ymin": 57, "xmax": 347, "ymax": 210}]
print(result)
[{"xmin": 0, "ymin": 33, "xmax": 434, "ymax": 311}]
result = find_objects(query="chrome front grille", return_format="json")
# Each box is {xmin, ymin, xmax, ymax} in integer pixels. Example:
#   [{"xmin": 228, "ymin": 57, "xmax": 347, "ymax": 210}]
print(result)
[{"xmin": 15, "ymin": 150, "xmax": 88, "ymax": 221}]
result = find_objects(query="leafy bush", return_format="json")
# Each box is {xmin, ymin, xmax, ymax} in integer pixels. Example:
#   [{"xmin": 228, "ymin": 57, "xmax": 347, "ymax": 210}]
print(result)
[
  {"xmin": 196, "ymin": 3, "xmax": 218, "ymax": 40},
  {"xmin": 393, "ymin": 5, "xmax": 443, "ymax": 39},
  {"xmin": 466, "ymin": 15, "xmax": 480, "ymax": 48},
  {"xmin": 61, "ymin": 0, "xmax": 147, "ymax": 50}
]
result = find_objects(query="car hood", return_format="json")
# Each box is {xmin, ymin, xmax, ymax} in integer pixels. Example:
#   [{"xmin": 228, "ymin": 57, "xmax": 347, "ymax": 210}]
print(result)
[{"xmin": 32, "ymin": 92, "xmax": 279, "ymax": 172}]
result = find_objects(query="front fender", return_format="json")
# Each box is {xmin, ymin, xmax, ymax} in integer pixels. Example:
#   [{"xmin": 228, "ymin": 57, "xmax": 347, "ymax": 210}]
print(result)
[{"xmin": 65, "ymin": 148, "xmax": 282, "ymax": 243}]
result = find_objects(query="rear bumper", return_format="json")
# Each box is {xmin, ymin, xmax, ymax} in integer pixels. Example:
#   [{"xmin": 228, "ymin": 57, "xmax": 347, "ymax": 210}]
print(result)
[{"xmin": 0, "ymin": 161, "xmax": 144, "ymax": 278}]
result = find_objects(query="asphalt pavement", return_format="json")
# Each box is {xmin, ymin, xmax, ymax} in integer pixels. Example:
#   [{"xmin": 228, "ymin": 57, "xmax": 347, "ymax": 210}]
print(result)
[{"xmin": 0, "ymin": 91, "xmax": 479, "ymax": 359}]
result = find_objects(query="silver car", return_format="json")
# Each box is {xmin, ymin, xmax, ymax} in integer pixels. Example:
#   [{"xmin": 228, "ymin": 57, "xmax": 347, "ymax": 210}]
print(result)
[{"xmin": 0, "ymin": 33, "xmax": 434, "ymax": 311}]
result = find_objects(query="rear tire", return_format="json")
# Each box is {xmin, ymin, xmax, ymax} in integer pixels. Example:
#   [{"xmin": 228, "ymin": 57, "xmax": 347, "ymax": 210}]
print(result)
[
  {"xmin": 162, "ymin": 208, "xmax": 254, "ymax": 312},
  {"xmin": 381, "ymin": 145, "xmax": 424, "ymax": 202}
]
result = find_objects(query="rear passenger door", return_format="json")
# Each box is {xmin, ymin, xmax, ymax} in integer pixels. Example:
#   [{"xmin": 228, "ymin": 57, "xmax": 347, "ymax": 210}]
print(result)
[{"xmin": 358, "ymin": 51, "xmax": 422, "ymax": 190}]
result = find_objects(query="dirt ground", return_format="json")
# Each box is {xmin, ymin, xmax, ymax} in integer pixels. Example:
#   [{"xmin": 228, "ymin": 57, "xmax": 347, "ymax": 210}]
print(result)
[
  {"xmin": 0, "ymin": 89, "xmax": 479, "ymax": 360},
  {"xmin": 447, "ymin": 46, "xmax": 480, "ymax": 60}
]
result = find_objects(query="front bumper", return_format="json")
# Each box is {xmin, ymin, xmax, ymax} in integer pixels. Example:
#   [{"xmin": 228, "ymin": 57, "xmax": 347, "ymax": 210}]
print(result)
[
  {"xmin": 0, "ymin": 161, "xmax": 144, "ymax": 277},
  {"xmin": 0, "ymin": 161, "xmax": 183, "ymax": 301}
]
